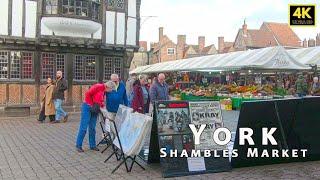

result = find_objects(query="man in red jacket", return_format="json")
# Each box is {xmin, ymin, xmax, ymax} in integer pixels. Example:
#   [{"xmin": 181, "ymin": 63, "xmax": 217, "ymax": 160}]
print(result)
[{"xmin": 76, "ymin": 81, "xmax": 115, "ymax": 153}]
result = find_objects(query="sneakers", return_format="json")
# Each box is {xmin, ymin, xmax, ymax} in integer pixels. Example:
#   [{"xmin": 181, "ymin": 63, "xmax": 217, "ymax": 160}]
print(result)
[
  {"xmin": 62, "ymin": 114, "xmax": 69, "ymax": 123},
  {"xmin": 51, "ymin": 120, "xmax": 60, "ymax": 124},
  {"xmin": 77, "ymin": 147, "xmax": 84, "ymax": 153},
  {"xmin": 76, "ymin": 147, "xmax": 99, "ymax": 152},
  {"xmin": 90, "ymin": 147, "xmax": 100, "ymax": 151}
]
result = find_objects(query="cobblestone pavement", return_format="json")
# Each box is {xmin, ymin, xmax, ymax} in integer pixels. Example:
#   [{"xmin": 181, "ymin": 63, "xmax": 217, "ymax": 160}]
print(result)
[{"xmin": 0, "ymin": 114, "xmax": 320, "ymax": 180}]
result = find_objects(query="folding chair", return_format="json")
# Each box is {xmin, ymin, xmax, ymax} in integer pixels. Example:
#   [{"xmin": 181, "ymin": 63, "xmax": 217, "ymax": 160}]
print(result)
[{"xmin": 104, "ymin": 120, "xmax": 145, "ymax": 173}]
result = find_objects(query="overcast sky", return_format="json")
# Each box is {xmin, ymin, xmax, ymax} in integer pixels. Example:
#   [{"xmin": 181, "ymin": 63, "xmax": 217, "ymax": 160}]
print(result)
[{"xmin": 140, "ymin": 0, "xmax": 320, "ymax": 49}]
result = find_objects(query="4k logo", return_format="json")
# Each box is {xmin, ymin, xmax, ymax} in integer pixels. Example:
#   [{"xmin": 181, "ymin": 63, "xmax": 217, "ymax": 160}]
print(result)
[{"xmin": 289, "ymin": 5, "xmax": 315, "ymax": 26}]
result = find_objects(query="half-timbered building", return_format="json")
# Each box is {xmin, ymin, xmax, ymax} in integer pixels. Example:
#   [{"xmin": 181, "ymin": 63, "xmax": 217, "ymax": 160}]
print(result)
[{"xmin": 0, "ymin": 0, "xmax": 140, "ymax": 115}]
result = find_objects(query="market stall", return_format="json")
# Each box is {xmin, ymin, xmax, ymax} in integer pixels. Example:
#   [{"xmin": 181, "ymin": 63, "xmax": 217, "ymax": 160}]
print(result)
[
  {"xmin": 288, "ymin": 46, "xmax": 320, "ymax": 66},
  {"xmin": 132, "ymin": 46, "xmax": 310, "ymax": 74},
  {"xmin": 131, "ymin": 46, "xmax": 312, "ymax": 109}
]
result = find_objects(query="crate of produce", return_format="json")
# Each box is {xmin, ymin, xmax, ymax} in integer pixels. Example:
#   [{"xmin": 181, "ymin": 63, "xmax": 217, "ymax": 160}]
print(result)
[
  {"xmin": 231, "ymin": 97, "xmax": 243, "ymax": 109},
  {"xmin": 220, "ymin": 98, "xmax": 232, "ymax": 111}
]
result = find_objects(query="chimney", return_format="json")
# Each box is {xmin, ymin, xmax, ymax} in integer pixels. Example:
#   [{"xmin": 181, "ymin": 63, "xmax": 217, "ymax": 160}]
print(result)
[
  {"xmin": 139, "ymin": 41, "xmax": 148, "ymax": 51},
  {"xmin": 159, "ymin": 27, "xmax": 164, "ymax": 41},
  {"xmin": 198, "ymin": 36, "xmax": 205, "ymax": 52},
  {"xmin": 242, "ymin": 19, "xmax": 248, "ymax": 36},
  {"xmin": 177, "ymin": 35, "xmax": 186, "ymax": 59},
  {"xmin": 177, "ymin": 35, "xmax": 186, "ymax": 46},
  {"xmin": 316, "ymin": 34, "xmax": 320, "ymax": 46},
  {"xmin": 218, "ymin": 36, "xmax": 225, "ymax": 54},
  {"xmin": 303, "ymin": 38, "xmax": 308, "ymax": 48},
  {"xmin": 308, "ymin": 38, "xmax": 316, "ymax": 47}
]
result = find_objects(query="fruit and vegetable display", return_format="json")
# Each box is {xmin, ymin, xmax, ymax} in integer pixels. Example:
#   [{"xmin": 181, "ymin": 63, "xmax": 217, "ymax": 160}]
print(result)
[{"xmin": 180, "ymin": 84, "xmax": 289, "ymax": 98}]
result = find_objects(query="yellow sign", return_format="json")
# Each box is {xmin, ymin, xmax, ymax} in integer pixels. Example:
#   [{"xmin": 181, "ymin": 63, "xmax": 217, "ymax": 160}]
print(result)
[{"xmin": 289, "ymin": 4, "xmax": 316, "ymax": 26}]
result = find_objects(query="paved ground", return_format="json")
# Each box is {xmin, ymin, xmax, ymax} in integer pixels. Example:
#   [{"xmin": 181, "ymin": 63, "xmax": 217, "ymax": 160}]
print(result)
[{"xmin": 0, "ymin": 113, "xmax": 320, "ymax": 180}]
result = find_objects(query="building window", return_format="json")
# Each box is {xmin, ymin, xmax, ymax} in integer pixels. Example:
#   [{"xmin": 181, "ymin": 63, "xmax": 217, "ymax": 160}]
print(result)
[
  {"xmin": 74, "ymin": 55, "xmax": 96, "ymax": 80},
  {"xmin": 85, "ymin": 56, "xmax": 96, "ymax": 80},
  {"xmin": 92, "ymin": 1, "xmax": 100, "ymax": 20},
  {"xmin": 0, "ymin": 51, "xmax": 33, "ymax": 80},
  {"xmin": 45, "ymin": 0, "xmax": 58, "ymax": 14},
  {"xmin": 56, "ymin": 54, "xmax": 65, "ymax": 74},
  {"xmin": 10, "ymin": 52, "xmax": 21, "ymax": 79},
  {"xmin": 104, "ymin": 57, "xmax": 112, "ymax": 80},
  {"xmin": 114, "ymin": 57, "xmax": 122, "ymax": 76},
  {"xmin": 107, "ymin": 0, "xmax": 125, "ymax": 12},
  {"xmin": 103, "ymin": 57, "xmax": 123, "ymax": 80},
  {"xmin": 62, "ymin": 0, "xmax": 88, "ymax": 16},
  {"xmin": 41, "ymin": 53, "xmax": 65, "ymax": 79},
  {"xmin": 0, "ymin": 51, "xmax": 9, "ymax": 79},
  {"xmin": 41, "ymin": 53, "xmax": 55, "ymax": 79},
  {"xmin": 167, "ymin": 48, "xmax": 175, "ymax": 55},
  {"xmin": 21, "ymin": 52, "xmax": 33, "ymax": 79}
]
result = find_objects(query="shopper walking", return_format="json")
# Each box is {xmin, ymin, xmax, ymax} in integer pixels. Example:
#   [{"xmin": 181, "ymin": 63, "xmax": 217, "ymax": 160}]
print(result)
[
  {"xmin": 53, "ymin": 71, "xmax": 68, "ymax": 123},
  {"xmin": 76, "ymin": 81, "xmax": 115, "ymax": 152},
  {"xmin": 38, "ymin": 78, "xmax": 56, "ymax": 123}
]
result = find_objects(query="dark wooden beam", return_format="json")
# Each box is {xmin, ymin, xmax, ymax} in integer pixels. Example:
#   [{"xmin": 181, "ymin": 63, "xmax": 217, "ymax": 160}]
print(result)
[
  {"xmin": 102, "ymin": 1, "xmax": 107, "ymax": 44},
  {"xmin": 36, "ymin": 0, "xmax": 42, "ymax": 39},
  {"xmin": 124, "ymin": 0, "xmax": 128, "ymax": 46},
  {"xmin": 114, "ymin": 12, "xmax": 117, "ymax": 45},
  {"xmin": 65, "ymin": 53, "xmax": 73, "ymax": 105},
  {"xmin": 34, "ymin": 49, "xmax": 41, "ymax": 104},
  {"xmin": 8, "ymin": 0, "xmax": 12, "ymax": 36},
  {"xmin": 136, "ymin": 0, "xmax": 141, "ymax": 47},
  {"xmin": 97, "ymin": 54, "xmax": 104, "ymax": 82},
  {"xmin": 22, "ymin": 0, "xmax": 26, "ymax": 38}
]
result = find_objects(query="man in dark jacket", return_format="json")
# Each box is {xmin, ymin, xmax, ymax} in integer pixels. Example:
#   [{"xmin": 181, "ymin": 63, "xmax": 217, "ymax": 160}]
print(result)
[
  {"xmin": 150, "ymin": 73, "xmax": 169, "ymax": 104},
  {"xmin": 105, "ymin": 74, "xmax": 129, "ymax": 114},
  {"xmin": 295, "ymin": 74, "xmax": 308, "ymax": 97},
  {"xmin": 53, "ymin": 71, "xmax": 68, "ymax": 123}
]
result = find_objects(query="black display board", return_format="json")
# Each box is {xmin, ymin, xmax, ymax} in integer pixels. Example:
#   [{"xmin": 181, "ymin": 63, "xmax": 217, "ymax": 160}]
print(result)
[
  {"xmin": 149, "ymin": 101, "xmax": 231, "ymax": 178},
  {"xmin": 232, "ymin": 97, "xmax": 320, "ymax": 168},
  {"xmin": 292, "ymin": 97, "xmax": 320, "ymax": 160},
  {"xmin": 231, "ymin": 100, "xmax": 287, "ymax": 167}
]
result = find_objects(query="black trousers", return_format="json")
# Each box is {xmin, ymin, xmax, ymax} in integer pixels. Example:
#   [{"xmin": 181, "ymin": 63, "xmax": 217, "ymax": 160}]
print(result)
[{"xmin": 39, "ymin": 106, "xmax": 55, "ymax": 122}]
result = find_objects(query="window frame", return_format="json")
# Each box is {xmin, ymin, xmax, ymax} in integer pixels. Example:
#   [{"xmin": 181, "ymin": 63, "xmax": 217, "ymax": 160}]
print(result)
[
  {"xmin": 0, "ymin": 51, "xmax": 34, "ymax": 81},
  {"xmin": 74, "ymin": 54, "xmax": 97, "ymax": 81},
  {"xmin": 41, "ymin": 52, "xmax": 66, "ymax": 81},
  {"xmin": 106, "ymin": 0, "xmax": 126, "ymax": 12},
  {"xmin": 167, "ymin": 48, "xmax": 175, "ymax": 55},
  {"xmin": 103, "ymin": 56, "xmax": 123, "ymax": 80},
  {"xmin": 45, "ymin": 0, "xmax": 58, "ymax": 15}
]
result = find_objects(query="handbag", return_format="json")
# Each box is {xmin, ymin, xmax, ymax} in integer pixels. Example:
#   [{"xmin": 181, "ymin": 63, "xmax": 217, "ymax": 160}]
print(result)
[{"xmin": 90, "ymin": 103, "xmax": 101, "ymax": 114}]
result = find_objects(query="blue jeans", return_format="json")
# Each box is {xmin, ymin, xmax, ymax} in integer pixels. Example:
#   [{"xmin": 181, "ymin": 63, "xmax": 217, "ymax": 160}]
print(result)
[
  {"xmin": 76, "ymin": 103, "xmax": 98, "ymax": 149},
  {"xmin": 54, "ymin": 99, "xmax": 67, "ymax": 121}
]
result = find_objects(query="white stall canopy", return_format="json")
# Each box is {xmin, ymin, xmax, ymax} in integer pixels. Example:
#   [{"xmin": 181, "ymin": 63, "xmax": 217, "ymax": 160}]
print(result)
[
  {"xmin": 131, "ymin": 46, "xmax": 310, "ymax": 74},
  {"xmin": 288, "ymin": 46, "xmax": 320, "ymax": 66}
]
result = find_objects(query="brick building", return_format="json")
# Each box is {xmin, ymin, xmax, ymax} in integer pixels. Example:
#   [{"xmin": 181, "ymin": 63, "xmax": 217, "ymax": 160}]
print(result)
[
  {"xmin": 150, "ymin": 27, "xmax": 217, "ymax": 64},
  {"xmin": 0, "ymin": 0, "xmax": 141, "ymax": 115},
  {"xmin": 218, "ymin": 21, "xmax": 302, "ymax": 53},
  {"xmin": 130, "ymin": 41, "xmax": 149, "ymax": 70}
]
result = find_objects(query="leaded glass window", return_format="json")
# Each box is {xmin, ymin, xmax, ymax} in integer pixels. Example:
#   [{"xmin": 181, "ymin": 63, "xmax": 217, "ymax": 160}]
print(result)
[{"xmin": 74, "ymin": 55, "xmax": 96, "ymax": 80}]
